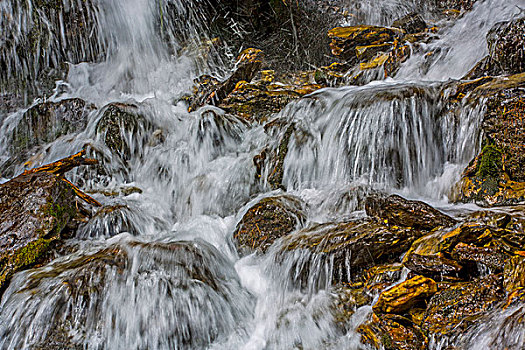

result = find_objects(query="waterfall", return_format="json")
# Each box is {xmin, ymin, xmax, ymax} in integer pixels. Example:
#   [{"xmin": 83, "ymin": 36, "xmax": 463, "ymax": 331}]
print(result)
[{"xmin": 0, "ymin": 0, "xmax": 523, "ymax": 349}]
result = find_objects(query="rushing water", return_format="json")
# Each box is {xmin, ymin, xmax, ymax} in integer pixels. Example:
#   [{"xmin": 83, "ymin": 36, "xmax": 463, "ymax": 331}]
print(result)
[{"xmin": 0, "ymin": 0, "xmax": 524, "ymax": 349}]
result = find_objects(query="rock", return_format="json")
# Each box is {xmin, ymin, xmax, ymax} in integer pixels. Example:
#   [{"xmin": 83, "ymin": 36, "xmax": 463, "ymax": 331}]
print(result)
[
  {"xmin": 487, "ymin": 18, "xmax": 525, "ymax": 75},
  {"xmin": 96, "ymin": 103, "xmax": 151, "ymax": 159},
  {"xmin": 0, "ymin": 239, "xmax": 251, "ymax": 349},
  {"xmin": 392, "ymin": 13, "xmax": 427, "ymax": 34},
  {"xmin": 458, "ymin": 73, "xmax": 525, "ymax": 206},
  {"xmin": 451, "ymin": 242, "xmax": 508, "ymax": 271},
  {"xmin": 12, "ymin": 98, "xmax": 93, "ymax": 152},
  {"xmin": 422, "ymin": 274, "xmax": 505, "ymax": 337},
  {"xmin": 333, "ymin": 284, "xmax": 372, "ymax": 327},
  {"xmin": 402, "ymin": 223, "xmax": 511, "ymax": 278},
  {"xmin": 436, "ymin": 0, "xmax": 478, "ymax": 11},
  {"xmin": 365, "ymin": 194, "xmax": 457, "ymax": 231},
  {"xmin": 187, "ymin": 48, "xmax": 264, "ymax": 112},
  {"xmin": 254, "ymin": 122, "xmax": 295, "ymax": 189},
  {"xmin": 328, "ymin": 26, "xmax": 402, "ymax": 64},
  {"xmin": 280, "ymin": 218, "xmax": 422, "ymax": 284},
  {"xmin": 373, "ymin": 275, "xmax": 437, "ymax": 315},
  {"xmin": 462, "ymin": 56, "xmax": 502, "ymax": 80},
  {"xmin": 358, "ymin": 313, "xmax": 428, "ymax": 350},
  {"xmin": 503, "ymin": 255, "xmax": 525, "ymax": 295},
  {"xmin": 364, "ymin": 263, "xmax": 405, "ymax": 293},
  {"xmin": 0, "ymin": 172, "xmax": 77, "ymax": 293},
  {"xmin": 233, "ymin": 195, "xmax": 305, "ymax": 254}
]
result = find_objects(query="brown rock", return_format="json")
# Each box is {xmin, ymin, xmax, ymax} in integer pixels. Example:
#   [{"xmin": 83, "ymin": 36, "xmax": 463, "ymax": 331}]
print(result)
[
  {"xmin": 328, "ymin": 26, "xmax": 402, "ymax": 63},
  {"xmin": 422, "ymin": 274, "xmax": 505, "ymax": 336},
  {"xmin": 503, "ymin": 255, "xmax": 525, "ymax": 295},
  {"xmin": 233, "ymin": 195, "xmax": 305, "ymax": 254},
  {"xmin": 358, "ymin": 313, "xmax": 428, "ymax": 350},
  {"xmin": 451, "ymin": 242, "xmax": 508, "ymax": 271},
  {"xmin": 373, "ymin": 275, "xmax": 437, "ymax": 315},
  {"xmin": 0, "ymin": 172, "xmax": 77, "ymax": 293},
  {"xmin": 392, "ymin": 13, "xmax": 427, "ymax": 34},
  {"xmin": 487, "ymin": 18, "xmax": 525, "ymax": 75},
  {"xmin": 280, "ymin": 218, "xmax": 422, "ymax": 284},
  {"xmin": 365, "ymin": 194, "xmax": 457, "ymax": 231}
]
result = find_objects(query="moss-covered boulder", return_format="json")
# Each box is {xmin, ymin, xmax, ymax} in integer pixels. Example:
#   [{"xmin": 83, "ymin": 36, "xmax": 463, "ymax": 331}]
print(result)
[
  {"xmin": 0, "ymin": 172, "xmax": 77, "ymax": 293},
  {"xmin": 233, "ymin": 195, "xmax": 305, "ymax": 254},
  {"xmin": 422, "ymin": 274, "xmax": 505, "ymax": 337},
  {"xmin": 358, "ymin": 313, "xmax": 428, "ymax": 350},
  {"xmin": 365, "ymin": 194, "xmax": 457, "ymax": 231},
  {"xmin": 373, "ymin": 275, "xmax": 437, "ymax": 315},
  {"xmin": 280, "ymin": 218, "xmax": 423, "ymax": 284},
  {"xmin": 458, "ymin": 73, "xmax": 525, "ymax": 206}
]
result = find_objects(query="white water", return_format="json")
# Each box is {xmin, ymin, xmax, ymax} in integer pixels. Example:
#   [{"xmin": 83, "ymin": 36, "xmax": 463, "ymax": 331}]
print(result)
[{"xmin": 0, "ymin": 0, "xmax": 524, "ymax": 349}]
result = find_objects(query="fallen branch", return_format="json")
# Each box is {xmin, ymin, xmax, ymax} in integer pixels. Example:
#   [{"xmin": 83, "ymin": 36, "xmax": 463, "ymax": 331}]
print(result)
[
  {"xmin": 23, "ymin": 150, "xmax": 101, "ymax": 207},
  {"xmin": 22, "ymin": 149, "xmax": 98, "ymax": 176}
]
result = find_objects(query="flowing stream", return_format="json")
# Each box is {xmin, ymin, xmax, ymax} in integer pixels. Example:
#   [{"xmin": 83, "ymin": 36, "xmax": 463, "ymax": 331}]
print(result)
[{"xmin": 0, "ymin": 0, "xmax": 524, "ymax": 349}]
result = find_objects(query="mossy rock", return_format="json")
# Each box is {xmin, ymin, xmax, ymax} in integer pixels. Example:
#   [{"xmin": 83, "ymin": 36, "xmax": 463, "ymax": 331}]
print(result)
[
  {"xmin": 0, "ymin": 172, "xmax": 77, "ymax": 294},
  {"xmin": 358, "ymin": 313, "xmax": 428, "ymax": 350},
  {"xmin": 233, "ymin": 195, "xmax": 306, "ymax": 254},
  {"xmin": 422, "ymin": 274, "xmax": 505, "ymax": 337}
]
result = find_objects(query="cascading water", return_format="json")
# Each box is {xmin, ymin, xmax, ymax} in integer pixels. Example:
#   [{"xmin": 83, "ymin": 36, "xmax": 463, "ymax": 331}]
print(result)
[{"xmin": 0, "ymin": 0, "xmax": 524, "ymax": 349}]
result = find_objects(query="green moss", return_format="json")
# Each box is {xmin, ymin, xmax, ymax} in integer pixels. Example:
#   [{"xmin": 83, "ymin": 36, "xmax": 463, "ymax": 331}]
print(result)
[{"xmin": 476, "ymin": 145, "xmax": 502, "ymax": 178}]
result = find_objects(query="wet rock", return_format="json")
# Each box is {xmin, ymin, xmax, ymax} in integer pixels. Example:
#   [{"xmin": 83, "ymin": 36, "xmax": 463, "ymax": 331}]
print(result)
[
  {"xmin": 0, "ymin": 172, "xmax": 77, "ymax": 293},
  {"xmin": 374, "ymin": 275, "xmax": 437, "ymax": 315},
  {"xmin": 187, "ymin": 48, "xmax": 264, "ymax": 112},
  {"xmin": 0, "ymin": 239, "xmax": 251, "ymax": 349},
  {"xmin": 358, "ymin": 313, "xmax": 428, "ymax": 350},
  {"xmin": 333, "ymin": 283, "xmax": 372, "ymax": 327},
  {"xmin": 503, "ymin": 255, "xmax": 525, "ymax": 295},
  {"xmin": 365, "ymin": 194, "xmax": 457, "ymax": 231},
  {"xmin": 459, "ymin": 73, "xmax": 525, "ymax": 206},
  {"xmin": 233, "ymin": 195, "xmax": 305, "ymax": 254},
  {"xmin": 487, "ymin": 18, "xmax": 525, "ymax": 75},
  {"xmin": 96, "ymin": 102, "xmax": 151, "ymax": 159},
  {"xmin": 364, "ymin": 263, "xmax": 405, "ymax": 293},
  {"xmin": 462, "ymin": 56, "xmax": 502, "ymax": 80},
  {"xmin": 328, "ymin": 26, "xmax": 402, "ymax": 64},
  {"xmin": 280, "ymin": 218, "xmax": 423, "ymax": 284},
  {"xmin": 77, "ymin": 204, "xmax": 139, "ymax": 239},
  {"xmin": 392, "ymin": 13, "xmax": 427, "ymax": 34},
  {"xmin": 436, "ymin": 0, "xmax": 478, "ymax": 11},
  {"xmin": 422, "ymin": 274, "xmax": 505, "ymax": 337},
  {"xmin": 254, "ymin": 123, "xmax": 295, "ymax": 189},
  {"xmin": 13, "ymin": 98, "xmax": 93, "ymax": 152},
  {"xmin": 402, "ymin": 223, "xmax": 511, "ymax": 278},
  {"xmin": 451, "ymin": 242, "xmax": 508, "ymax": 271}
]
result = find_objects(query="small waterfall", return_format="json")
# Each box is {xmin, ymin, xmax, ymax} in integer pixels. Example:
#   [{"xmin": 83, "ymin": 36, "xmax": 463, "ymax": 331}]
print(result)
[
  {"xmin": 0, "ymin": 0, "xmax": 523, "ymax": 349},
  {"xmin": 279, "ymin": 81, "xmax": 482, "ymax": 198}
]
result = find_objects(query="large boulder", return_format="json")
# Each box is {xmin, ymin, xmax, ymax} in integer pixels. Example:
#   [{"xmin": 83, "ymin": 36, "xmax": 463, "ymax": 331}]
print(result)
[
  {"xmin": 365, "ymin": 194, "xmax": 457, "ymax": 231},
  {"xmin": 0, "ymin": 239, "xmax": 252, "ymax": 349},
  {"xmin": 279, "ymin": 218, "xmax": 423, "ymax": 285},
  {"xmin": 233, "ymin": 195, "xmax": 305, "ymax": 254},
  {"xmin": 0, "ymin": 172, "xmax": 77, "ymax": 293}
]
